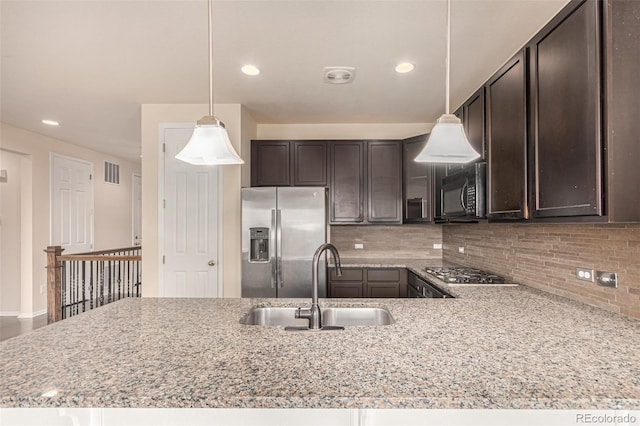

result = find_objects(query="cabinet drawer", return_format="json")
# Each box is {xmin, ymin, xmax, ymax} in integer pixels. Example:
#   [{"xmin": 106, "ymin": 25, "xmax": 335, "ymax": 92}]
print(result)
[
  {"xmin": 367, "ymin": 269, "xmax": 400, "ymax": 282},
  {"xmin": 330, "ymin": 268, "xmax": 363, "ymax": 281}
]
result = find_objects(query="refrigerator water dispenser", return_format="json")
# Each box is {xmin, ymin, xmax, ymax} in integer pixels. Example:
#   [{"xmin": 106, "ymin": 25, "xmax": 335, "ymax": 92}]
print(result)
[{"xmin": 249, "ymin": 227, "xmax": 270, "ymax": 262}]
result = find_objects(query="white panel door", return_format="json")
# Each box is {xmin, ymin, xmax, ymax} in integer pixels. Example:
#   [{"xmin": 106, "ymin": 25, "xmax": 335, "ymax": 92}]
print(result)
[
  {"xmin": 132, "ymin": 173, "xmax": 142, "ymax": 246},
  {"xmin": 162, "ymin": 126, "xmax": 219, "ymax": 298},
  {"xmin": 51, "ymin": 154, "xmax": 93, "ymax": 254}
]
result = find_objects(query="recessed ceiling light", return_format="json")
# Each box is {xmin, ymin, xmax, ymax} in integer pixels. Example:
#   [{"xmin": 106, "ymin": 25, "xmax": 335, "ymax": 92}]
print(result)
[
  {"xmin": 241, "ymin": 65, "xmax": 260, "ymax": 76},
  {"xmin": 395, "ymin": 62, "xmax": 415, "ymax": 73},
  {"xmin": 42, "ymin": 119, "xmax": 59, "ymax": 126}
]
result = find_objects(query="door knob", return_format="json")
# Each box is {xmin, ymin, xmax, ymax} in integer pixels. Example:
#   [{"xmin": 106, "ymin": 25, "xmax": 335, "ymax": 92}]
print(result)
[{"xmin": 208, "ymin": 260, "xmax": 216, "ymax": 266}]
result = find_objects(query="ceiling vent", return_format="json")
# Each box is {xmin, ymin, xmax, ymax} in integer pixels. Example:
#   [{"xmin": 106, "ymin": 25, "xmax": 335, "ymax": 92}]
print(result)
[{"xmin": 324, "ymin": 67, "xmax": 356, "ymax": 84}]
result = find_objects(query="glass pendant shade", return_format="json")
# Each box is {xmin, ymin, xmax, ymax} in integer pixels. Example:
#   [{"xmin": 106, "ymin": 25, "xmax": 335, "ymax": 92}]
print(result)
[
  {"xmin": 414, "ymin": 114, "xmax": 480, "ymax": 163},
  {"xmin": 175, "ymin": 116, "xmax": 244, "ymax": 165},
  {"xmin": 414, "ymin": 0, "xmax": 480, "ymax": 164},
  {"xmin": 175, "ymin": 0, "xmax": 243, "ymax": 166}
]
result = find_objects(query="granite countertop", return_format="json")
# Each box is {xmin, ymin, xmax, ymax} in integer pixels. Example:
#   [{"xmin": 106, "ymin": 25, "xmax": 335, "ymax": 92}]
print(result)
[{"xmin": 1, "ymin": 278, "xmax": 639, "ymax": 409}]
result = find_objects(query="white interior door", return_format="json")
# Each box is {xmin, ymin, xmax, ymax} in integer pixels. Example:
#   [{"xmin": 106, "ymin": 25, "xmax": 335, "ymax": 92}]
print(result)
[
  {"xmin": 162, "ymin": 126, "xmax": 219, "ymax": 298},
  {"xmin": 132, "ymin": 173, "xmax": 142, "ymax": 246},
  {"xmin": 51, "ymin": 153, "xmax": 93, "ymax": 254}
]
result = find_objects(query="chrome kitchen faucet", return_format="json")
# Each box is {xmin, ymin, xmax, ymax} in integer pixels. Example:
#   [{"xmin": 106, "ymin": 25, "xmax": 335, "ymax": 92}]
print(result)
[{"xmin": 286, "ymin": 243, "xmax": 343, "ymax": 331}]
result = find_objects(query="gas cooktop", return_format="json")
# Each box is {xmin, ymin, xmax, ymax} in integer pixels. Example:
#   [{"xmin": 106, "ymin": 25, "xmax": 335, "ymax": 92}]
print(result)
[{"xmin": 423, "ymin": 267, "xmax": 517, "ymax": 286}]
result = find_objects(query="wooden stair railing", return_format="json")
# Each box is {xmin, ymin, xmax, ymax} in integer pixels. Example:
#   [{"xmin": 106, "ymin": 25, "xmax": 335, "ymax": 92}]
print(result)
[{"xmin": 45, "ymin": 246, "xmax": 142, "ymax": 324}]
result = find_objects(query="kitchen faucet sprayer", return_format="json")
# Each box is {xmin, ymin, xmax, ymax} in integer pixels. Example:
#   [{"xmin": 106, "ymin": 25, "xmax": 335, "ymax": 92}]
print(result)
[{"xmin": 290, "ymin": 243, "xmax": 342, "ymax": 331}]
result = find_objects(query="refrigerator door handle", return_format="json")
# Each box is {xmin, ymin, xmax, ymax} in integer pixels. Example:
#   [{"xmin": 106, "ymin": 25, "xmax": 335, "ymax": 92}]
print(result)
[
  {"xmin": 270, "ymin": 209, "xmax": 277, "ymax": 288},
  {"xmin": 276, "ymin": 209, "xmax": 283, "ymax": 288}
]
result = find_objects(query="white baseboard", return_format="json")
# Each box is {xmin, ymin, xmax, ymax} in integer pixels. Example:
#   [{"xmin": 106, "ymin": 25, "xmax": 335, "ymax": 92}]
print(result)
[
  {"xmin": 0, "ymin": 311, "xmax": 20, "ymax": 317},
  {"xmin": 17, "ymin": 309, "xmax": 47, "ymax": 319}
]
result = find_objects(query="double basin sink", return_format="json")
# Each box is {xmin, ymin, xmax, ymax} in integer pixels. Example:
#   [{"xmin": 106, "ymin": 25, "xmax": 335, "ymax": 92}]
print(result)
[{"xmin": 242, "ymin": 306, "xmax": 394, "ymax": 327}]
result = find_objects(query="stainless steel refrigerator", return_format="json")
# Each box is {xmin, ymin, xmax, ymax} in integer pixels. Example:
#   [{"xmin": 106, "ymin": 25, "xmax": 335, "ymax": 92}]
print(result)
[{"xmin": 241, "ymin": 187, "xmax": 327, "ymax": 298}]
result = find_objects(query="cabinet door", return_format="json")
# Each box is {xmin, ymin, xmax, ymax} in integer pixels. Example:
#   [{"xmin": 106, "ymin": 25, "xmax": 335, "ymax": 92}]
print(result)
[
  {"xmin": 329, "ymin": 268, "xmax": 364, "ymax": 298},
  {"xmin": 292, "ymin": 141, "xmax": 327, "ymax": 186},
  {"xmin": 403, "ymin": 134, "xmax": 433, "ymax": 223},
  {"xmin": 251, "ymin": 141, "xmax": 291, "ymax": 186},
  {"xmin": 329, "ymin": 141, "xmax": 365, "ymax": 223},
  {"xmin": 529, "ymin": 0, "xmax": 602, "ymax": 218},
  {"xmin": 367, "ymin": 141, "xmax": 402, "ymax": 223},
  {"xmin": 448, "ymin": 89, "xmax": 485, "ymax": 174},
  {"xmin": 486, "ymin": 50, "xmax": 528, "ymax": 219},
  {"xmin": 366, "ymin": 283, "xmax": 400, "ymax": 298},
  {"xmin": 433, "ymin": 164, "xmax": 448, "ymax": 220},
  {"xmin": 465, "ymin": 87, "xmax": 486, "ymax": 160},
  {"xmin": 447, "ymin": 107, "xmax": 466, "ymax": 173}
]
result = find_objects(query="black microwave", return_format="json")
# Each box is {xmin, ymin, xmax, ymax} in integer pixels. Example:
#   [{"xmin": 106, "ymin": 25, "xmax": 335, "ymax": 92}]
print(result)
[{"xmin": 439, "ymin": 162, "xmax": 486, "ymax": 220}]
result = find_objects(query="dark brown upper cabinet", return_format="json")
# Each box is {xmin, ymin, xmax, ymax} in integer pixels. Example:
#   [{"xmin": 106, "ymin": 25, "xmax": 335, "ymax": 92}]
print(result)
[
  {"xmin": 329, "ymin": 140, "xmax": 402, "ymax": 225},
  {"xmin": 447, "ymin": 107, "xmax": 466, "ymax": 173},
  {"xmin": 403, "ymin": 134, "xmax": 434, "ymax": 223},
  {"xmin": 367, "ymin": 141, "xmax": 403, "ymax": 223},
  {"xmin": 528, "ymin": 0, "xmax": 602, "ymax": 218},
  {"xmin": 465, "ymin": 87, "xmax": 486, "ymax": 159},
  {"xmin": 251, "ymin": 140, "xmax": 327, "ymax": 187},
  {"xmin": 447, "ymin": 89, "xmax": 485, "ymax": 173},
  {"xmin": 486, "ymin": 50, "xmax": 528, "ymax": 220},
  {"xmin": 292, "ymin": 141, "xmax": 327, "ymax": 186},
  {"xmin": 603, "ymin": 0, "xmax": 640, "ymax": 222},
  {"xmin": 329, "ymin": 141, "xmax": 365, "ymax": 223},
  {"xmin": 251, "ymin": 141, "xmax": 291, "ymax": 186}
]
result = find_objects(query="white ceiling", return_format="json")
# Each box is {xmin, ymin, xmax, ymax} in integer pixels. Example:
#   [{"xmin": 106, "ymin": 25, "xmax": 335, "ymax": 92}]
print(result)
[{"xmin": 1, "ymin": 0, "xmax": 570, "ymax": 162}]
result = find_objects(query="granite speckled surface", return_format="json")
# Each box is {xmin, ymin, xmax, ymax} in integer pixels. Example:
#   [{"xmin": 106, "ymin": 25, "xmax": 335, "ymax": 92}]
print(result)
[{"xmin": 1, "ymin": 266, "xmax": 639, "ymax": 409}]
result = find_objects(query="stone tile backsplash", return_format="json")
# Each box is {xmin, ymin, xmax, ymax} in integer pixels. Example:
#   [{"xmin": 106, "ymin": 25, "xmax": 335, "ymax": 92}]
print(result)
[
  {"xmin": 442, "ymin": 223, "xmax": 640, "ymax": 319},
  {"xmin": 330, "ymin": 224, "xmax": 442, "ymax": 259}
]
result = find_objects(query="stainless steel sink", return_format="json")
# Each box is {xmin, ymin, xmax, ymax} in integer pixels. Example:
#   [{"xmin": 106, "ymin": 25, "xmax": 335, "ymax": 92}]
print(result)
[
  {"xmin": 321, "ymin": 307, "xmax": 395, "ymax": 326},
  {"xmin": 241, "ymin": 307, "xmax": 307, "ymax": 327},
  {"xmin": 241, "ymin": 306, "xmax": 394, "ymax": 327}
]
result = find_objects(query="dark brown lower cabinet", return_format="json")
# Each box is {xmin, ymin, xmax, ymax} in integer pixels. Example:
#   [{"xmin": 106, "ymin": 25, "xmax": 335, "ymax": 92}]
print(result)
[{"xmin": 328, "ymin": 267, "xmax": 406, "ymax": 298}]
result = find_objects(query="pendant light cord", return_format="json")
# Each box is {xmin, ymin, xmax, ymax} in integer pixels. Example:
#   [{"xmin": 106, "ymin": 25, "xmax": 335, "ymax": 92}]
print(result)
[
  {"xmin": 208, "ymin": 0, "xmax": 214, "ymax": 117},
  {"xmin": 445, "ymin": 0, "xmax": 451, "ymax": 115}
]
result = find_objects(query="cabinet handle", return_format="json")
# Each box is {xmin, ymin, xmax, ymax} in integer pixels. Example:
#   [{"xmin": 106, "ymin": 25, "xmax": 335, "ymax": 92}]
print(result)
[{"xmin": 460, "ymin": 182, "xmax": 468, "ymax": 211}]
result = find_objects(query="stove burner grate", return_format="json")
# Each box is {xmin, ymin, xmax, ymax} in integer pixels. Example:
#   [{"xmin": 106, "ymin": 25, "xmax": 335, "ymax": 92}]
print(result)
[{"xmin": 423, "ymin": 267, "xmax": 506, "ymax": 284}]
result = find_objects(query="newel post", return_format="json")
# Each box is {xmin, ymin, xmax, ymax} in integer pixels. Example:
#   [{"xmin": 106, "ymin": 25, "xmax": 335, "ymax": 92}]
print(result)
[{"xmin": 45, "ymin": 246, "xmax": 64, "ymax": 324}]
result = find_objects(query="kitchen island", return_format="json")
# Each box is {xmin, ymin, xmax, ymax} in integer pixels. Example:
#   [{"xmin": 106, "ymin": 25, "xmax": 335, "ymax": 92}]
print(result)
[{"xmin": 1, "ymin": 283, "xmax": 639, "ymax": 409}]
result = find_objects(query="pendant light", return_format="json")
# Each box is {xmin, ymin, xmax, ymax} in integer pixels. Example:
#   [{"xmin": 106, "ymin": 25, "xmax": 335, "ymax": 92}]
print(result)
[
  {"xmin": 415, "ymin": 0, "xmax": 480, "ymax": 164},
  {"xmin": 176, "ymin": 0, "xmax": 244, "ymax": 165}
]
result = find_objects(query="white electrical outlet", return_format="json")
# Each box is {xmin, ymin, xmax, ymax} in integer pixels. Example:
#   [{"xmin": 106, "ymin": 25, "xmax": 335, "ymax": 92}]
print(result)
[
  {"xmin": 354, "ymin": 243, "xmax": 364, "ymax": 250},
  {"xmin": 40, "ymin": 284, "xmax": 45, "ymax": 294},
  {"xmin": 576, "ymin": 268, "xmax": 594, "ymax": 282},
  {"xmin": 458, "ymin": 247, "xmax": 465, "ymax": 253},
  {"xmin": 433, "ymin": 243, "xmax": 442, "ymax": 250}
]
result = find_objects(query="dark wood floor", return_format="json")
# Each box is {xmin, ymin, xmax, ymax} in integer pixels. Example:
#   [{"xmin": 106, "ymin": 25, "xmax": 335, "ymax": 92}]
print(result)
[{"xmin": 0, "ymin": 315, "xmax": 47, "ymax": 342}]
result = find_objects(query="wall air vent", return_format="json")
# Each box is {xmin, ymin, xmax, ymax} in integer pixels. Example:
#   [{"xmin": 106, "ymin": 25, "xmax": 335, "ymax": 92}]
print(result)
[
  {"xmin": 104, "ymin": 161, "xmax": 120, "ymax": 184},
  {"xmin": 324, "ymin": 67, "xmax": 356, "ymax": 84}
]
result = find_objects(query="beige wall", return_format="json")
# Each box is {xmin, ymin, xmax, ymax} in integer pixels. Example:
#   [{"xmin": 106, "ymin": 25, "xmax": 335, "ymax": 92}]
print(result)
[
  {"xmin": 256, "ymin": 123, "xmax": 432, "ymax": 140},
  {"xmin": 141, "ymin": 104, "xmax": 254, "ymax": 298},
  {"xmin": 240, "ymin": 106, "xmax": 257, "ymax": 188},
  {"xmin": 0, "ymin": 150, "xmax": 23, "ymax": 314},
  {"xmin": 0, "ymin": 123, "xmax": 141, "ymax": 316}
]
